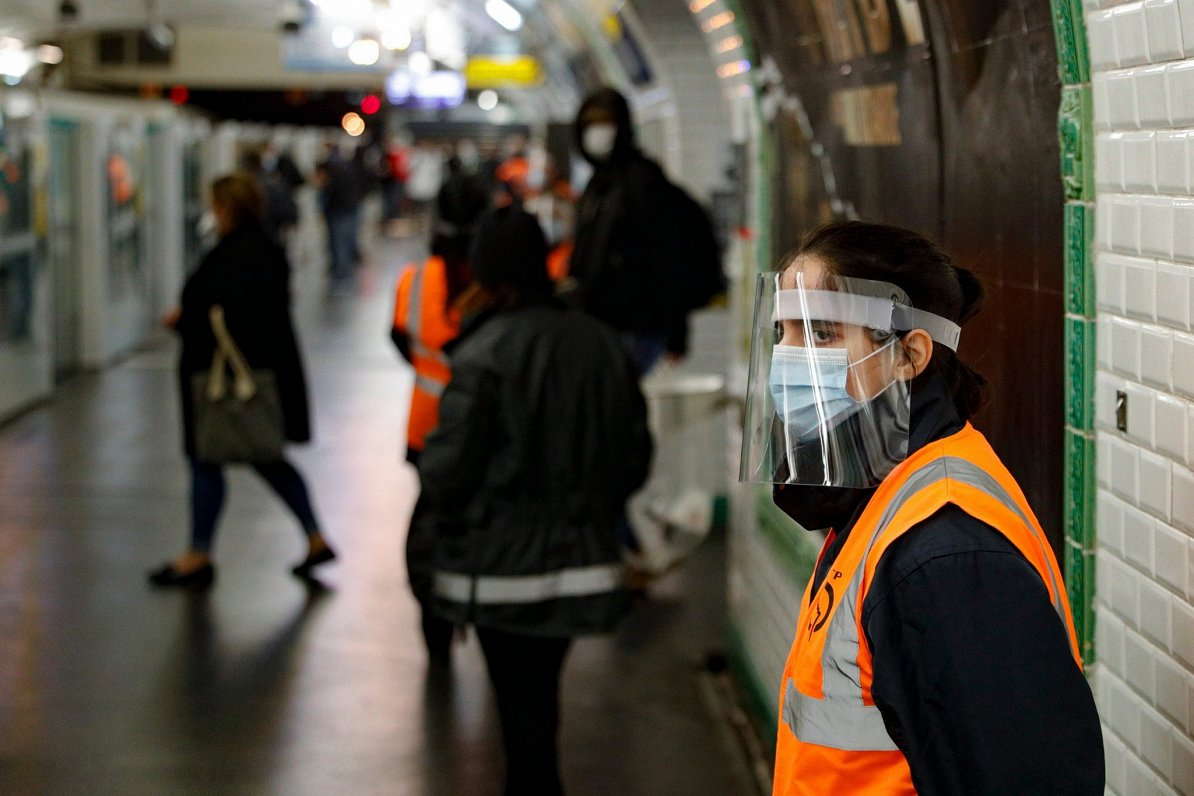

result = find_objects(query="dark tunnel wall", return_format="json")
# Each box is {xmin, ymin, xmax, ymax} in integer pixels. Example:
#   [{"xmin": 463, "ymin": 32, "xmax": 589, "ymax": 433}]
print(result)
[{"xmin": 739, "ymin": 0, "xmax": 1066, "ymax": 555}]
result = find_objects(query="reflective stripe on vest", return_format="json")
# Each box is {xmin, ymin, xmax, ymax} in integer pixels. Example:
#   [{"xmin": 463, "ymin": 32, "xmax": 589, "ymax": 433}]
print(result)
[
  {"xmin": 434, "ymin": 563, "xmax": 624, "ymax": 605},
  {"xmin": 792, "ymin": 451, "xmax": 1074, "ymax": 752},
  {"xmin": 405, "ymin": 264, "xmax": 424, "ymax": 339},
  {"xmin": 783, "ymin": 679, "xmax": 897, "ymax": 752},
  {"xmin": 415, "ymin": 372, "xmax": 447, "ymax": 398},
  {"xmin": 403, "ymin": 264, "xmax": 451, "ymax": 372}
]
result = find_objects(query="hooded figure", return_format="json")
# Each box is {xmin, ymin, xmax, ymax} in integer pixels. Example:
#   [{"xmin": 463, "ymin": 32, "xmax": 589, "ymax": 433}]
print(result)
[{"xmin": 567, "ymin": 87, "xmax": 721, "ymax": 373}]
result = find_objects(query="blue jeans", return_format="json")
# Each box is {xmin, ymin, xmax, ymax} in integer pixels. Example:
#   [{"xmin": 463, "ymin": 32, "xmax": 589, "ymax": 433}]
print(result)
[
  {"xmin": 620, "ymin": 333, "xmax": 667, "ymax": 377},
  {"xmin": 325, "ymin": 209, "xmax": 360, "ymax": 281},
  {"xmin": 189, "ymin": 458, "xmax": 320, "ymax": 553}
]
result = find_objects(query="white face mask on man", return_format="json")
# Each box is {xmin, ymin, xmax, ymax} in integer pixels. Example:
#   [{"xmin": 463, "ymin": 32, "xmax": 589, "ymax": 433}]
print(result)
[{"xmin": 581, "ymin": 124, "xmax": 618, "ymax": 161}]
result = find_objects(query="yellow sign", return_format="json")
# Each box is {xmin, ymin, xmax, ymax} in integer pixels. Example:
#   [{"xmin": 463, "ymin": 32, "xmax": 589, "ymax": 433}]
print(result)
[{"xmin": 464, "ymin": 56, "xmax": 543, "ymax": 88}]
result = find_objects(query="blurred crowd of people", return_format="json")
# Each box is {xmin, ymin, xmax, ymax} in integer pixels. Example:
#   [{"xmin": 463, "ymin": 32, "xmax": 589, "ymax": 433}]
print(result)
[{"xmin": 152, "ymin": 86, "xmax": 724, "ymax": 796}]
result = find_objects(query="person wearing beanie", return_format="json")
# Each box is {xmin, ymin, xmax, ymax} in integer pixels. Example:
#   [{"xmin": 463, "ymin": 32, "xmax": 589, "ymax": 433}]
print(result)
[
  {"xmin": 391, "ymin": 166, "xmax": 489, "ymax": 661},
  {"xmin": 414, "ymin": 206, "xmax": 652, "ymax": 794}
]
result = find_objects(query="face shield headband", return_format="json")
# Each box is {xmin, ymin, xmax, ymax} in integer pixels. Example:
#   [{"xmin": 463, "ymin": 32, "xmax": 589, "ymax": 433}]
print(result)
[
  {"xmin": 770, "ymin": 285, "xmax": 962, "ymax": 352},
  {"xmin": 740, "ymin": 272, "xmax": 962, "ymax": 490}
]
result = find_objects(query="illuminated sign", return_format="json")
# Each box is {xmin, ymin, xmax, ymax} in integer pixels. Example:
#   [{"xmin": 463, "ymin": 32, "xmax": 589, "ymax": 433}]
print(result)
[
  {"xmin": 385, "ymin": 70, "xmax": 465, "ymax": 109},
  {"xmin": 463, "ymin": 56, "xmax": 543, "ymax": 88}
]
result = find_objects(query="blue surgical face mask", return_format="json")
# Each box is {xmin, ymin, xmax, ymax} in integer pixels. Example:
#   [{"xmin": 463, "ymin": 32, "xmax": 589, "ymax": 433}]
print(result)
[{"xmin": 768, "ymin": 345, "xmax": 860, "ymax": 441}]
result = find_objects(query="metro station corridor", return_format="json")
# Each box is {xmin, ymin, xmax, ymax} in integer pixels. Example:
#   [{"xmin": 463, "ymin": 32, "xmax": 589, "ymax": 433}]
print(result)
[{"xmin": 0, "ymin": 235, "xmax": 754, "ymax": 795}]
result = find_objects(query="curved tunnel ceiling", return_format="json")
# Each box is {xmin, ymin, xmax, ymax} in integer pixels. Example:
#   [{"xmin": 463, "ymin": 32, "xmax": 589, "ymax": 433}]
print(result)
[{"xmin": 0, "ymin": 0, "xmax": 697, "ymax": 124}]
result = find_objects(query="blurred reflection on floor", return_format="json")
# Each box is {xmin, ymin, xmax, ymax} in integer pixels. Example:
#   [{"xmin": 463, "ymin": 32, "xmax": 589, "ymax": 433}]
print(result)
[{"xmin": 0, "ymin": 232, "xmax": 752, "ymax": 795}]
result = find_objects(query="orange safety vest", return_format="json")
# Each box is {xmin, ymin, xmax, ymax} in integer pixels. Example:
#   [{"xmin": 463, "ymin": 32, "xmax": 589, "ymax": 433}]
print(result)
[
  {"xmin": 392, "ymin": 256, "xmax": 459, "ymax": 452},
  {"xmin": 773, "ymin": 423, "xmax": 1082, "ymax": 796},
  {"xmin": 547, "ymin": 240, "xmax": 573, "ymax": 283}
]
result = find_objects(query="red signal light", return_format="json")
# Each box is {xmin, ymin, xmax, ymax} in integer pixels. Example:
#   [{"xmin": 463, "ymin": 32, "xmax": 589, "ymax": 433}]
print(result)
[
  {"xmin": 361, "ymin": 95, "xmax": 381, "ymax": 115},
  {"xmin": 169, "ymin": 84, "xmax": 189, "ymax": 104}
]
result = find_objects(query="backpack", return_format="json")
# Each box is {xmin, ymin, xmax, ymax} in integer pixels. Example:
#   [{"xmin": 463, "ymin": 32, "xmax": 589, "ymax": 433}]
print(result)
[{"xmin": 666, "ymin": 181, "xmax": 725, "ymax": 312}]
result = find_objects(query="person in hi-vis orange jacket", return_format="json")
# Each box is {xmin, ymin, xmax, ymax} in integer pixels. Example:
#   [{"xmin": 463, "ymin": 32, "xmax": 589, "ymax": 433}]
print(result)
[
  {"xmin": 741, "ymin": 221, "xmax": 1103, "ymax": 795},
  {"xmin": 392, "ymin": 255, "xmax": 459, "ymax": 464},
  {"xmin": 392, "ymin": 167, "xmax": 488, "ymax": 661}
]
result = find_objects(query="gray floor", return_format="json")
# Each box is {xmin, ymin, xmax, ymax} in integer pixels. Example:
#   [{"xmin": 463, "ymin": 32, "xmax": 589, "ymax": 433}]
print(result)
[{"xmin": 0, "ymin": 233, "xmax": 753, "ymax": 795}]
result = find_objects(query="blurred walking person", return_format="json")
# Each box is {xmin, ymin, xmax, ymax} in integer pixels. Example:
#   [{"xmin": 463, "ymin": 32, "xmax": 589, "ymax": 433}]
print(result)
[
  {"xmin": 314, "ymin": 145, "xmax": 362, "ymax": 288},
  {"xmin": 149, "ymin": 173, "xmax": 334, "ymax": 588},
  {"xmin": 566, "ymin": 87, "xmax": 723, "ymax": 375}
]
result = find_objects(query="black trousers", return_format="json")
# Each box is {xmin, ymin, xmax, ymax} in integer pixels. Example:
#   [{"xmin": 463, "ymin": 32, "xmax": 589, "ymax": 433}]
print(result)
[{"xmin": 476, "ymin": 627, "xmax": 573, "ymax": 796}]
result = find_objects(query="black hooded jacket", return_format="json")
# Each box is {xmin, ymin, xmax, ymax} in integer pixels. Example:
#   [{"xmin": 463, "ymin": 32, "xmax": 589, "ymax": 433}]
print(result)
[
  {"xmin": 775, "ymin": 370, "xmax": 1104, "ymax": 794},
  {"xmin": 569, "ymin": 89, "xmax": 718, "ymax": 355}
]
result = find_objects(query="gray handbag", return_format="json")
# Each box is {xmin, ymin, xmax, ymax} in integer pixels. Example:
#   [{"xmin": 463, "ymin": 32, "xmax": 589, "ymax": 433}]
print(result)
[{"xmin": 191, "ymin": 305, "xmax": 286, "ymax": 463}]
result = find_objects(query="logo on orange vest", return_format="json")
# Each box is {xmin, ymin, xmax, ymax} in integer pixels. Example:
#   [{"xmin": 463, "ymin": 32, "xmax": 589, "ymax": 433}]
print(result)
[{"xmin": 807, "ymin": 583, "xmax": 834, "ymax": 640}]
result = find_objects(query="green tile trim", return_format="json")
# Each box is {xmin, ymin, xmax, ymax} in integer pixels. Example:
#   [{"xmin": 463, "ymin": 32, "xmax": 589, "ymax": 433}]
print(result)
[
  {"xmin": 754, "ymin": 487, "xmax": 820, "ymax": 590},
  {"xmin": 1064, "ymin": 203, "xmax": 1096, "ymax": 316},
  {"xmin": 1051, "ymin": 0, "xmax": 1091, "ymax": 85},
  {"xmin": 1053, "ymin": 0, "xmax": 1097, "ymax": 670},
  {"xmin": 1065, "ymin": 317, "xmax": 1096, "ymax": 431},
  {"xmin": 1064, "ymin": 429, "xmax": 1097, "ymax": 549},
  {"xmin": 1060, "ymin": 88, "xmax": 1094, "ymax": 203},
  {"xmin": 1064, "ymin": 541, "xmax": 1098, "ymax": 665},
  {"xmin": 728, "ymin": 620, "xmax": 779, "ymax": 758}
]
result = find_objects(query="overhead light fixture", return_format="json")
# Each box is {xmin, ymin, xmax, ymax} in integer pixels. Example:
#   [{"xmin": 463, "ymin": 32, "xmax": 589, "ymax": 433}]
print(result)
[
  {"xmin": 348, "ymin": 38, "xmax": 380, "ymax": 66},
  {"xmin": 717, "ymin": 59, "xmax": 749, "ymax": 78},
  {"xmin": 0, "ymin": 38, "xmax": 32, "ymax": 80},
  {"xmin": 331, "ymin": 26, "xmax": 355, "ymax": 48},
  {"xmin": 485, "ymin": 0, "xmax": 523, "ymax": 32},
  {"xmin": 716, "ymin": 35, "xmax": 742, "ymax": 53},
  {"xmin": 689, "ymin": 0, "xmax": 715, "ymax": 12},
  {"xmin": 478, "ymin": 89, "xmax": 498, "ymax": 111},
  {"xmin": 37, "ymin": 44, "xmax": 65, "ymax": 64},
  {"xmin": 381, "ymin": 28, "xmax": 411, "ymax": 50},
  {"xmin": 312, "ymin": 0, "xmax": 373, "ymax": 15},
  {"xmin": 703, "ymin": 11, "xmax": 734, "ymax": 32}
]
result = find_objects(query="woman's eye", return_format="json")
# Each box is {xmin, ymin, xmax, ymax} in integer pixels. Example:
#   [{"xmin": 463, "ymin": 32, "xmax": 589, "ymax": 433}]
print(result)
[{"xmin": 811, "ymin": 326, "xmax": 835, "ymax": 344}]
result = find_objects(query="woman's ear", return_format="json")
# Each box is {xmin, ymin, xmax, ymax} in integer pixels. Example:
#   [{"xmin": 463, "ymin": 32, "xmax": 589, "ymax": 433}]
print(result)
[{"xmin": 899, "ymin": 329, "xmax": 934, "ymax": 379}]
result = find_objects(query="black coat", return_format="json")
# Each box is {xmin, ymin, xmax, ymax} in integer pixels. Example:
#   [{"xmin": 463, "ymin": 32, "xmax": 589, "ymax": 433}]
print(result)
[
  {"xmin": 415, "ymin": 298, "xmax": 652, "ymax": 637},
  {"xmin": 570, "ymin": 153, "xmax": 686, "ymax": 349},
  {"xmin": 176, "ymin": 222, "xmax": 311, "ymax": 456}
]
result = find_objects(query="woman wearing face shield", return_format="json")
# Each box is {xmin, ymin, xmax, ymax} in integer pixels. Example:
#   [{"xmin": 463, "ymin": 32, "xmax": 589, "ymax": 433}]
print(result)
[{"xmin": 742, "ymin": 222, "xmax": 1103, "ymax": 794}]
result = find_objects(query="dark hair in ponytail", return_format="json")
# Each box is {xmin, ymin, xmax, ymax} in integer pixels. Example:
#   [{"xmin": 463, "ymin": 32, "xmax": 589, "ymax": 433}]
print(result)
[{"xmin": 791, "ymin": 220, "xmax": 989, "ymax": 419}]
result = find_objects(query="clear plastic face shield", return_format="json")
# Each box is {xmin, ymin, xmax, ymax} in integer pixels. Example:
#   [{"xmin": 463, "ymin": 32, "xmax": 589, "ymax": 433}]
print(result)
[{"xmin": 739, "ymin": 269, "xmax": 962, "ymax": 489}]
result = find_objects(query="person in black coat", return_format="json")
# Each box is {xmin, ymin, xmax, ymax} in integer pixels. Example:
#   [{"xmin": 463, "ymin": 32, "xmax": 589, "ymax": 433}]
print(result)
[
  {"xmin": 565, "ymin": 87, "xmax": 721, "ymax": 373},
  {"xmin": 149, "ymin": 173, "xmax": 335, "ymax": 588},
  {"xmin": 416, "ymin": 206, "xmax": 651, "ymax": 795}
]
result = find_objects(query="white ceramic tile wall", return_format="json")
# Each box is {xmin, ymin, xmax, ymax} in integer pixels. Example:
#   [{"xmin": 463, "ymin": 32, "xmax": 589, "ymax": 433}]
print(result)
[{"xmin": 1093, "ymin": 3, "xmax": 1194, "ymax": 792}]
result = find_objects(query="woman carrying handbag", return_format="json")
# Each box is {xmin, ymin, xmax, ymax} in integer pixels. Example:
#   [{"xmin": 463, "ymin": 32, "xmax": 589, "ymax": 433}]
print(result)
[{"xmin": 149, "ymin": 173, "xmax": 335, "ymax": 588}]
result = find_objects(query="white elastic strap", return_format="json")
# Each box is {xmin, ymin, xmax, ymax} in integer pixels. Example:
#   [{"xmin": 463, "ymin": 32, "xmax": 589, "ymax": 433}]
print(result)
[{"xmin": 771, "ymin": 289, "xmax": 961, "ymax": 351}]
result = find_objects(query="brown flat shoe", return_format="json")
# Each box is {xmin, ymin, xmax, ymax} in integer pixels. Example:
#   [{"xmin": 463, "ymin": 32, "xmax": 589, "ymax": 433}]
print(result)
[{"xmin": 148, "ymin": 562, "xmax": 215, "ymax": 589}]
